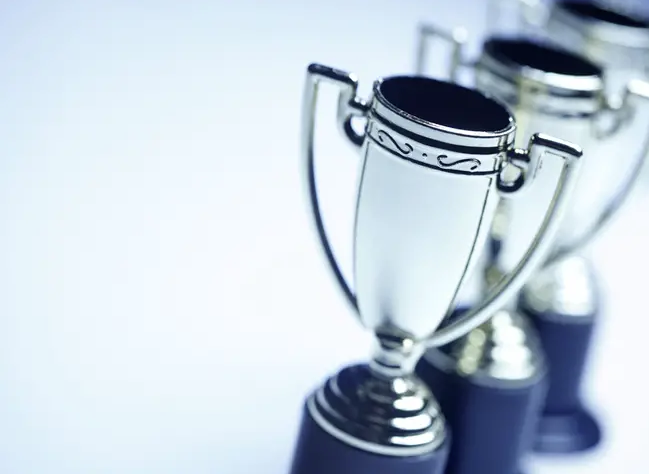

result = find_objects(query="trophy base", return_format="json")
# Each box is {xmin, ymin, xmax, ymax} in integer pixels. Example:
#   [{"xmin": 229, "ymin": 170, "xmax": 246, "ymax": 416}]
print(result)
[
  {"xmin": 533, "ymin": 407, "xmax": 602, "ymax": 454},
  {"xmin": 416, "ymin": 311, "xmax": 547, "ymax": 474},
  {"xmin": 289, "ymin": 362, "xmax": 451, "ymax": 474},
  {"xmin": 518, "ymin": 260, "xmax": 602, "ymax": 454},
  {"xmin": 289, "ymin": 399, "xmax": 450, "ymax": 474}
]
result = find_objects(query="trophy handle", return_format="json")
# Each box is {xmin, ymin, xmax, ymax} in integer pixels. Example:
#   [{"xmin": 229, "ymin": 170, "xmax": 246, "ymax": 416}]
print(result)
[
  {"xmin": 427, "ymin": 133, "xmax": 583, "ymax": 348},
  {"xmin": 301, "ymin": 63, "xmax": 369, "ymax": 313},
  {"xmin": 415, "ymin": 23, "xmax": 469, "ymax": 81},
  {"xmin": 486, "ymin": 0, "xmax": 549, "ymax": 31},
  {"xmin": 547, "ymin": 79, "xmax": 649, "ymax": 266}
]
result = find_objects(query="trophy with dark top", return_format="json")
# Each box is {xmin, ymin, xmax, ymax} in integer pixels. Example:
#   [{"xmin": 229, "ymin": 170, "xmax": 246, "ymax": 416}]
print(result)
[
  {"xmin": 414, "ymin": 19, "xmax": 649, "ymax": 462},
  {"xmin": 288, "ymin": 62, "xmax": 582, "ymax": 474},
  {"xmin": 485, "ymin": 0, "xmax": 649, "ymax": 454}
]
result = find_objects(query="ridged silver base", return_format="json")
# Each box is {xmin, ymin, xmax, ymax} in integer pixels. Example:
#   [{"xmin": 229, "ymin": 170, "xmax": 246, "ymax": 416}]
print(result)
[
  {"xmin": 308, "ymin": 364, "xmax": 447, "ymax": 457},
  {"xmin": 424, "ymin": 308, "xmax": 546, "ymax": 388},
  {"xmin": 521, "ymin": 255, "xmax": 598, "ymax": 318}
]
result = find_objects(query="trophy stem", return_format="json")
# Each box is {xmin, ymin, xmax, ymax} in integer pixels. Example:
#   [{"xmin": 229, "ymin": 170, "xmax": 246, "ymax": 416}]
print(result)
[{"xmin": 369, "ymin": 331, "xmax": 425, "ymax": 380}]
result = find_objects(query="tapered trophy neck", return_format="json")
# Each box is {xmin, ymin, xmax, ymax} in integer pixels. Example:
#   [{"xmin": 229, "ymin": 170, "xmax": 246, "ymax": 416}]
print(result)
[{"xmin": 369, "ymin": 330, "xmax": 426, "ymax": 378}]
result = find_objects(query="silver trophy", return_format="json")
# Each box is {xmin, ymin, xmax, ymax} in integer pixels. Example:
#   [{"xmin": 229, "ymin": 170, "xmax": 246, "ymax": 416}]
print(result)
[
  {"xmin": 415, "ymin": 25, "xmax": 649, "ymax": 454},
  {"xmin": 288, "ymin": 63, "xmax": 582, "ymax": 474},
  {"xmin": 492, "ymin": 0, "xmax": 649, "ymax": 192},
  {"xmin": 489, "ymin": 0, "xmax": 649, "ymax": 111}
]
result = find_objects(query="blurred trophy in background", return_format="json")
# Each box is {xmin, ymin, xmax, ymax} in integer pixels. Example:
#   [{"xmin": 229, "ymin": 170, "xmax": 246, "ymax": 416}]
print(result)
[
  {"xmin": 414, "ymin": 25, "xmax": 649, "ymax": 464},
  {"xmin": 288, "ymin": 62, "xmax": 582, "ymax": 474},
  {"xmin": 416, "ymin": 303, "xmax": 548, "ymax": 474},
  {"xmin": 486, "ymin": 0, "xmax": 649, "ymax": 453},
  {"xmin": 487, "ymin": 0, "xmax": 649, "ymax": 164}
]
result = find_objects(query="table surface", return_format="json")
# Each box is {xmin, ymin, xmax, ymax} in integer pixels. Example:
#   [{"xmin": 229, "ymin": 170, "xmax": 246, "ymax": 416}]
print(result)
[{"xmin": 0, "ymin": 0, "xmax": 648, "ymax": 473}]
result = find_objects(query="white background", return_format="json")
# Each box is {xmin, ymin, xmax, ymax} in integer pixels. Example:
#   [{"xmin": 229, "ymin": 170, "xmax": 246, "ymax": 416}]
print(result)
[{"xmin": 0, "ymin": 0, "xmax": 648, "ymax": 473}]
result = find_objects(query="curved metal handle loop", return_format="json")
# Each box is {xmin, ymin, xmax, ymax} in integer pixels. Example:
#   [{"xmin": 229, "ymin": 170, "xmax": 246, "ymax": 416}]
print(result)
[
  {"xmin": 486, "ymin": 0, "xmax": 549, "ymax": 32},
  {"xmin": 517, "ymin": 0, "xmax": 550, "ymax": 28},
  {"xmin": 426, "ymin": 133, "xmax": 583, "ymax": 348},
  {"xmin": 496, "ymin": 148, "xmax": 533, "ymax": 194},
  {"xmin": 415, "ymin": 23, "xmax": 468, "ymax": 81},
  {"xmin": 301, "ymin": 63, "xmax": 368, "ymax": 314},
  {"xmin": 342, "ymin": 117, "xmax": 365, "ymax": 147},
  {"xmin": 337, "ymin": 83, "xmax": 369, "ymax": 147},
  {"xmin": 546, "ymin": 79, "xmax": 649, "ymax": 266}
]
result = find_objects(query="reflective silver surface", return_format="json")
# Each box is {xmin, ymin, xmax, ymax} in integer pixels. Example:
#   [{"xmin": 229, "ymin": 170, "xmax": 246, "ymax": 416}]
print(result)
[
  {"xmin": 309, "ymin": 340, "xmax": 446, "ymax": 456},
  {"xmin": 522, "ymin": 255, "xmax": 599, "ymax": 317},
  {"xmin": 302, "ymin": 63, "xmax": 582, "ymax": 455},
  {"xmin": 491, "ymin": 0, "xmax": 649, "ymax": 166},
  {"xmin": 424, "ymin": 308, "xmax": 546, "ymax": 385},
  {"xmin": 355, "ymin": 105, "xmax": 506, "ymax": 341},
  {"xmin": 424, "ymin": 261, "xmax": 546, "ymax": 387},
  {"xmin": 546, "ymin": 0, "xmax": 649, "ymax": 100},
  {"xmin": 416, "ymin": 27, "xmax": 649, "ymax": 321},
  {"xmin": 485, "ymin": 1, "xmax": 649, "ymax": 313},
  {"xmin": 478, "ymin": 40, "xmax": 649, "ymax": 270}
]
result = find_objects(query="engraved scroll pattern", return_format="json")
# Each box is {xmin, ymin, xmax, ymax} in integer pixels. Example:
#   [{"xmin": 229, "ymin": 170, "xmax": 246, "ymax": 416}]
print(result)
[
  {"xmin": 371, "ymin": 126, "xmax": 484, "ymax": 173},
  {"xmin": 436, "ymin": 155, "xmax": 481, "ymax": 171}
]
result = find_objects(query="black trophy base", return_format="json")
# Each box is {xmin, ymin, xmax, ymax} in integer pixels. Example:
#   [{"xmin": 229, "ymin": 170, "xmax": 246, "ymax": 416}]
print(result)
[
  {"xmin": 520, "ymin": 295, "xmax": 603, "ymax": 455},
  {"xmin": 533, "ymin": 407, "xmax": 602, "ymax": 454},
  {"xmin": 416, "ymin": 352, "xmax": 546, "ymax": 474},
  {"xmin": 289, "ymin": 398, "xmax": 450, "ymax": 474}
]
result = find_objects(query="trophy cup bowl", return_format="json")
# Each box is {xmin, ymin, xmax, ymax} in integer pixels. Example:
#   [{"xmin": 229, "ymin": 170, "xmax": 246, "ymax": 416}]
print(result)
[
  {"xmin": 415, "ymin": 25, "xmax": 649, "ymax": 455},
  {"xmin": 289, "ymin": 63, "xmax": 582, "ymax": 474},
  {"xmin": 489, "ymin": 0, "xmax": 649, "ymax": 171}
]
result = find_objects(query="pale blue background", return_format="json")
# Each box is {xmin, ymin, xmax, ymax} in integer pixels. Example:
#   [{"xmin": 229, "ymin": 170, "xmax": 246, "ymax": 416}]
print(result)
[{"xmin": 0, "ymin": 0, "xmax": 647, "ymax": 472}]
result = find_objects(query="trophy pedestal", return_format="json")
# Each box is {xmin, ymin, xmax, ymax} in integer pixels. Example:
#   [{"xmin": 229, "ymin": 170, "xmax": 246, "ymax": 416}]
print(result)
[
  {"xmin": 289, "ymin": 402, "xmax": 450, "ymax": 474},
  {"xmin": 532, "ymin": 408, "xmax": 601, "ymax": 454},
  {"xmin": 416, "ymin": 310, "xmax": 547, "ymax": 474},
  {"xmin": 520, "ymin": 298, "xmax": 602, "ymax": 454},
  {"xmin": 289, "ymin": 364, "xmax": 450, "ymax": 474}
]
